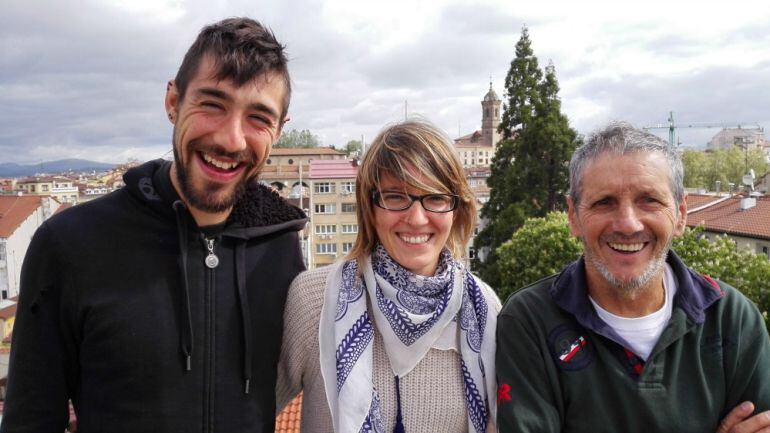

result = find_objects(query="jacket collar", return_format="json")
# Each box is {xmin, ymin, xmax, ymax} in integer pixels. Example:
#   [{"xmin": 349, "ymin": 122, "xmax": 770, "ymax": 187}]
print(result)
[
  {"xmin": 550, "ymin": 251, "xmax": 724, "ymax": 336},
  {"xmin": 123, "ymin": 159, "xmax": 307, "ymax": 236}
]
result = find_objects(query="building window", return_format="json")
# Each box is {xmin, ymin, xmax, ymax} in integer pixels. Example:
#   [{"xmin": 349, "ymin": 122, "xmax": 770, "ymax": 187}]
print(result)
[
  {"xmin": 266, "ymin": 158, "xmax": 272, "ymax": 165},
  {"xmin": 341, "ymin": 224, "xmax": 358, "ymax": 234},
  {"xmin": 315, "ymin": 224, "xmax": 337, "ymax": 235},
  {"xmin": 42, "ymin": 185, "xmax": 49, "ymax": 192},
  {"xmin": 340, "ymin": 182, "xmax": 355, "ymax": 194},
  {"xmin": 341, "ymin": 203, "xmax": 356, "ymax": 213},
  {"xmin": 288, "ymin": 159, "xmax": 294, "ymax": 164},
  {"xmin": 30, "ymin": 185, "xmax": 36, "ymax": 192},
  {"xmin": 763, "ymin": 246, "xmax": 769, "ymax": 258},
  {"xmin": 342, "ymin": 242, "xmax": 354, "ymax": 253},
  {"xmin": 316, "ymin": 243, "xmax": 337, "ymax": 254},
  {"xmin": 314, "ymin": 203, "xmax": 336, "ymax": 214},
  {"xmin": 0, "ymin": 243, "xmax": 6, "ymax": 261},
  {"xmin": 314, "ymin": 182, "xmax": 335, "ymax": 194}
]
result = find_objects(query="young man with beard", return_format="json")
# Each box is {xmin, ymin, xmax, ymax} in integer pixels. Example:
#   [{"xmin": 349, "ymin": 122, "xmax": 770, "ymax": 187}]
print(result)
[
  {"xmin": 496, "ymin": 122, "xmax": 770, "ymax": 433},
  {"xmin": 0, "ymin": 18, "xmax": 306, "ymax": 433}
]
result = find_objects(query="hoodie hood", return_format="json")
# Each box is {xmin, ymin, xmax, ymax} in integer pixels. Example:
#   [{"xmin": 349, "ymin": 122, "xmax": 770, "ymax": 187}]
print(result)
[{"xmin": 123, "ymin": 159, "xmax": 307, "ymax": 235}]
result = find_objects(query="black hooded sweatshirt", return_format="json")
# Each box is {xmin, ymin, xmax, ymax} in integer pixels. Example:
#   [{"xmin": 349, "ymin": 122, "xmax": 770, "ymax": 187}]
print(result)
[{"xmin": 0, "ymin": 160, "xmax": 307, "ymax": 433}]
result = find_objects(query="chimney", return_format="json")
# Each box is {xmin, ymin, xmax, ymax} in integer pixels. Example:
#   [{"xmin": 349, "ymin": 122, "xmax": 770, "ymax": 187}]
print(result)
[{"xmin": 739, "ymin": 197, "xmax": 756, "ymax": 211}]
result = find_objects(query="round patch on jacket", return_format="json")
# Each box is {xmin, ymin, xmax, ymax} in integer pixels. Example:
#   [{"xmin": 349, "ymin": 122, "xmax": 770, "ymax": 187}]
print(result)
[{"xmin": 547, "ymin": 324, "xmax": 594, "ymax": 371}]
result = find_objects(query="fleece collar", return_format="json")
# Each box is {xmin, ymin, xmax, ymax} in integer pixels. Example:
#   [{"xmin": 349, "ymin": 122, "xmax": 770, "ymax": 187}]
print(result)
[{"xmin": 123, "ymin": 159, "xmax": 307, "ymax": 237}]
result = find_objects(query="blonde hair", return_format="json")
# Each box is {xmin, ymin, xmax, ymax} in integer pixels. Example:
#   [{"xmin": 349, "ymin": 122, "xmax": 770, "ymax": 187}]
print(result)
[{"xmin": 347, "ymin": 119, "xmax": 477, "ymax": 263}]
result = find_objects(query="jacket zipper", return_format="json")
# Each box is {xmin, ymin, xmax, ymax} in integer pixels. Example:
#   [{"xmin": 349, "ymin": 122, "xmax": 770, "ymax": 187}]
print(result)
[{"xmin": 203, "ymin": 236, "xmax": 218, "ymax": 433}]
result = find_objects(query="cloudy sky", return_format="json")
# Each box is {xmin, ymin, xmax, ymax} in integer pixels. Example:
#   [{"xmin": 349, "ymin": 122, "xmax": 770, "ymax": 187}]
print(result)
[{"xmin": 2, "ymin": 0, "xmax": 769, "ymax": 164}]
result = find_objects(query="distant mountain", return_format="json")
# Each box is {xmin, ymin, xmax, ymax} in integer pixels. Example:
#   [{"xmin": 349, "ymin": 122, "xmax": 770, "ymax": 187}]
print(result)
[{"xmin": 0, "ymin": 159, "xmax": 117, "ymax": 177}]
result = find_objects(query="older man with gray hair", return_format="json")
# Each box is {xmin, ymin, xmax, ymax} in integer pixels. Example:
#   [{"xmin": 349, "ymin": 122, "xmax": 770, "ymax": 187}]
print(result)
[{"xmin": 496, "ymin": 121, "xmax": 770, "ymax": 432}]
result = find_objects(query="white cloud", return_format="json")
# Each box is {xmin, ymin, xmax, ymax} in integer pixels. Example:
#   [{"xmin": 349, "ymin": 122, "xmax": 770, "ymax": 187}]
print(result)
[{"xmin": 1, "ymin": 0, "xmax": 769, "ymax": 164}]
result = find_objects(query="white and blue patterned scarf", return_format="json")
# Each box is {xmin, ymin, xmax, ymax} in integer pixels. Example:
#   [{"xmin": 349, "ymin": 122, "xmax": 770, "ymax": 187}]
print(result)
[{"xmin": 319, "ymin": 245, "xmax": 497, "ymax": 433}]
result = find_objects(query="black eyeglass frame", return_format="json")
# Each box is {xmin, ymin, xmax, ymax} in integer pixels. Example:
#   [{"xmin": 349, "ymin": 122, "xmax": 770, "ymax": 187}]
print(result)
[{"xmin": 371, "ymin": 190, "xmax": 460, "ymax": 213}]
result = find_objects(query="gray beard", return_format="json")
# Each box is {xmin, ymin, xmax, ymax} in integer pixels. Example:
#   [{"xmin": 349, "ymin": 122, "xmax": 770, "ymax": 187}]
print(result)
[{"xmin": 584, "ymin": 238, "xmax": 671, "ymax": 298}]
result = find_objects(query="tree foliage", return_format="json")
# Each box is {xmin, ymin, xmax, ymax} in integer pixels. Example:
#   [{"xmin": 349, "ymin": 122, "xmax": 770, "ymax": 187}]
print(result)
[
  {"xmin": 672, "ymin": 226, "xmax": 770, "ymax": 330},
  {"xmin": 682, "ymin": 147, "xmax": 768, "ymax": 191},
  {"xmin": 497, "ymin": 212, "xmax": 582, "ymax": 301},
  {"xmin": 343, "ymin": 139, "xmax": 362, "ymax": 156},
  {"xmin": 473, "ymin": 26, "xmax": 580, "ymax": 287},
  {"xmin": 275, "ymin": 129, "xmax": 321, "ymax": 148},
  {"xmin": 495, "ymin": 212, "xmax": 770, "ymax": 331}
]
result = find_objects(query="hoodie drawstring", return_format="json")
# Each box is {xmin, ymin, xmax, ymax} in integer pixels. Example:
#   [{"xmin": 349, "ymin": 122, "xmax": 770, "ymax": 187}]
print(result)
[
  {"xmin": 172, "ymin": 200, "xmax": 252, "ymax": 394},
  {"xmin": 235, "ymin": 240, "xmax": 253, "ymax": 394},
  {"xmin": 172, "ymin": 200, "xmax": 194, "ymax": 372}
]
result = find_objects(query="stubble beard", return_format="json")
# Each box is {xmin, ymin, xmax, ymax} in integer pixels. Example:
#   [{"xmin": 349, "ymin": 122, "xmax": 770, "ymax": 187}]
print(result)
[
  {"xmin": 584, "ymin": 236, "xmax": 671, "ymax": 299},
  {"xmin": 172, "ymin": 136, "xmax": 257, "ymax": 213}
]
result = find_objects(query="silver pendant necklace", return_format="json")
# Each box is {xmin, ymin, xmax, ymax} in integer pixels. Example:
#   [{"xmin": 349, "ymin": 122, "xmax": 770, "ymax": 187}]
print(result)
[{"xmin": 204, "ymin": 238, "xmax": 219, "ymax": 269}]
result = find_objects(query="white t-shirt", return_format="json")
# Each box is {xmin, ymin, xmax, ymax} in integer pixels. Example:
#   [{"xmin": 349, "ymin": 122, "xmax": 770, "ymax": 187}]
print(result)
[{"xmin": 589, "ymin": 264, "xmax": 678, "ymax": 361}]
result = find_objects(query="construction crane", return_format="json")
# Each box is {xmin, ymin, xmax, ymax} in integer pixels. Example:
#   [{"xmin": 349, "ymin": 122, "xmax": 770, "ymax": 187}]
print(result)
[{"xmin": 643, "ymin": 111, "xmax": 763, "ymax": 147}]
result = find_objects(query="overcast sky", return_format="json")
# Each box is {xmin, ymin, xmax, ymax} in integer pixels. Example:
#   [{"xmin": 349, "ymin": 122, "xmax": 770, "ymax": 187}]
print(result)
[{"xmin": 2, "ymin": 0, "xmax": 769, "ymax": 164}]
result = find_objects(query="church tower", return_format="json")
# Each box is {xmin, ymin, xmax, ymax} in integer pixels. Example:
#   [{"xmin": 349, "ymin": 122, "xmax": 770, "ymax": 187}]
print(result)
[{"xmin": 481, "ymin": 81, "xmax": 501, "ymax": 148}]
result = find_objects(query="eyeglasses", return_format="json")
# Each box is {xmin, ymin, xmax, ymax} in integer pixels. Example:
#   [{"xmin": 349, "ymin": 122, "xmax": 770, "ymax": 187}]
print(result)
[{"xmin": 372, "ymin": 191, "xmax": 459, "ymax": 213}]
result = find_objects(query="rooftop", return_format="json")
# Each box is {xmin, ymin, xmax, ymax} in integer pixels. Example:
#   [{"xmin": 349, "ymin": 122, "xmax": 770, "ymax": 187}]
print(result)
[
  {"xmin": 309, "ymin": 159, "xmax": 358, "ymax": 179},
  {"xmin": 275, "ymin": 394, "xmax": 302, "ymax": 433},
  {"xmin": 686, "ymin": 194, "xmax": 770, "ymax": 240},
  {"xmin": 0, "ymin": 196, "xmax": 43, "ymax": 238}
]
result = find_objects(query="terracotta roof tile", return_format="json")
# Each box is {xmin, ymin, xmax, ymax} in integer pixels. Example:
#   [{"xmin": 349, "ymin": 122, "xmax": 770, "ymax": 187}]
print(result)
[
  {"xmin": 0, "ymin": 196, "xmax": 43, "ymax": 238},
  {"xmin": 686, "ymin": 194, "xmax": 723, "ymax": 210},
  {"xmin": 275, "ymin": 394, "xmax": 302, "ymax": 433},
  {"xmin": 687, "ymin": 194, "xmax": 770, "ymax": 240}
]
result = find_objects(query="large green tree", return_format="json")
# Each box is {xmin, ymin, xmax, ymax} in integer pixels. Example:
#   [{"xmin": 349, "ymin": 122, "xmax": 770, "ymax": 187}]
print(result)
[
  {"xmin": 473, "ymin": 27, "xmax": 580, "ymax": 287},
  {"xmin": 496, "ymin": 212, "xmax": 770, "ymax": 331},
  {"xmin": 275, "ymin": 129, "xmax": 321, "ymax": 148},
  {"xmin": 682, "ymin": 147, "xmax": 768, "ymax": 191}
]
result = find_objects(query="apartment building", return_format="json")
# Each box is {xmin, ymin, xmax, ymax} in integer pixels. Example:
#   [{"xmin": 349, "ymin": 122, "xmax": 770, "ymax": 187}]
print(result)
[
  {"xmin": 307, "ymin": 159, "xmax": 358, "ymax": 268},
  {"xmin": 16, "ymin": 176, "xmax": 79, "ymax": 204}
]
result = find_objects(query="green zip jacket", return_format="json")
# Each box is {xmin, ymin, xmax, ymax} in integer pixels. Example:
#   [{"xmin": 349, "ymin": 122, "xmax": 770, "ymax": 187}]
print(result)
[{"xmin": 496, "ymin": 252, "xmax": 770, "ymax": 433}]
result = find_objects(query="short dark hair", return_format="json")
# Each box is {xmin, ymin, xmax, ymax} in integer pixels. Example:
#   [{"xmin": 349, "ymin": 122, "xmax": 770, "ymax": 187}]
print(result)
[{"xmin": 174, "ymin": 17, "xmax": 291, "ymax": 120}]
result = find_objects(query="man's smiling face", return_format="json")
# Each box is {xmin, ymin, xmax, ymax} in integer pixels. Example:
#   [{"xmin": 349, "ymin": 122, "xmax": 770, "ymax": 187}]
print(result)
[
  {"xmin": 166, "ymin": 55, "xmax": 285, "ymax": 215},
  {"xmin": 568, "ymin": 151, "xmax": 687, "ymax": 296}
]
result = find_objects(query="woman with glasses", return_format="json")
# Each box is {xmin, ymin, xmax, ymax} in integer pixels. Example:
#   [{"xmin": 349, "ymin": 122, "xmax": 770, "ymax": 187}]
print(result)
[{"xmin": 277, "ymin": 119, "xmax": 500, "ymax": 433}]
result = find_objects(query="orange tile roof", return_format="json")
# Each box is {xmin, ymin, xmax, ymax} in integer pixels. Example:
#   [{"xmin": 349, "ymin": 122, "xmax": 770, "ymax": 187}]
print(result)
[
  {"xmin": 275, "ymin": 393, "xmax": 302, "ymax": 433},
  {"xmin": 0, "ymin": 196, "xmax": 43, "ymax": 238},
  {"xmin": 687, "ymin": 194, "xmax": 770, "ymax": 240},
  {"xmin": 686, "ymin": 193, "xmax": 724, "ymax": 210}
]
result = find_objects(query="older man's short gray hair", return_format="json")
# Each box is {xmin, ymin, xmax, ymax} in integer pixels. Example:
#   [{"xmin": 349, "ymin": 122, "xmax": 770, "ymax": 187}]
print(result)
[{"xmin": 568, "ymin": 121, "xmax": 684, "ymax": 207}]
